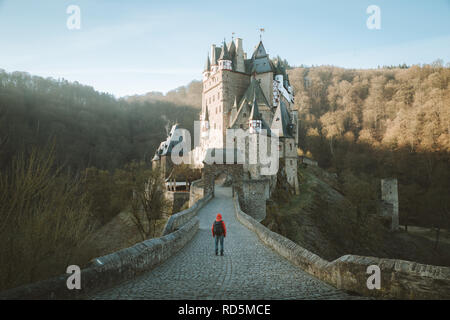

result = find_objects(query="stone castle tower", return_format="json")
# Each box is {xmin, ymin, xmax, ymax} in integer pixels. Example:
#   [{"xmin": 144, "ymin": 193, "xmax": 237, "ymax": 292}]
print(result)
[{"xmin": 193, "ymin": 38, "xmax": 299, "ymax": 192}]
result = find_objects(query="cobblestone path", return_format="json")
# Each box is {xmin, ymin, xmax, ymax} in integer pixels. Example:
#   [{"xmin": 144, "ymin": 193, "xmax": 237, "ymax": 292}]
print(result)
[{"xmin": 92, "ymin": 187, "xmax": 356, "ymax": 299}]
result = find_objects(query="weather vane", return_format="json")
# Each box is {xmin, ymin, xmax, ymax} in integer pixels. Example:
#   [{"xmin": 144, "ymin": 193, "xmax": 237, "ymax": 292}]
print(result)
[
  {"xmin": 259, "ymin": 28, "xmax": 265, "ymax": 40},
  {"xmin": 232, "ymin": 32, "xmax": 235, "ymax": 40}
]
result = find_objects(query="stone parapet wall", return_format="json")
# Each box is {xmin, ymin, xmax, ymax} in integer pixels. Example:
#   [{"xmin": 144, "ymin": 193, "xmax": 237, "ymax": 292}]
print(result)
[
  {"xmin": 162, "ymin": 193, "xmax": 212, "ymax": 236},
  {"xmin": 233, "ymin": 196, "xmax": 450, "ymax": 299},
  {"xmin": 240, "ymin": 179, "xmax": 269, "ymax": 222},
  {"xmin": 0, "ymin": 217, "xmax": 199, "ymax": 300},
  {"xmin": 189, "ymin": 179, "xmax": 204, "ymax": 207}
]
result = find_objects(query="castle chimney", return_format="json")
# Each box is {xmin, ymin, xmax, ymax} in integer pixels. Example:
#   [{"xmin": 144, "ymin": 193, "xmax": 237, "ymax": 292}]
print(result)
[{"xmin": 235, "ymin": 38, "xmax": 245, "ymax": 73}]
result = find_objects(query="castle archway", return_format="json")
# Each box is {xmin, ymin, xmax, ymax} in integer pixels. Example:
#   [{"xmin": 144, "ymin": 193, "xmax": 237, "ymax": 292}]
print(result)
[{"xmin": 202, "ymin": 163, "xmax": 244, "ymax": 198}]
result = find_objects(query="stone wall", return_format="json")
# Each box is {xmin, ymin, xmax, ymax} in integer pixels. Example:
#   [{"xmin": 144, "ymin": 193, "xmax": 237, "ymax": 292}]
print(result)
[
  {"xmin": 165, "ymin": 191, "xmax": 190, "ymax": 213},
  {"xmin": 202, "ymin": 69, "xmax": 250, "ymax": 148},
  {"xmin": 0, "ymin": 195, "xmax": 212, "ymax": 300},
  {"xmin": 299, "ymin": 156, "xmax": 318, "ymax": 167},
  {"xmin": 189, "ymin": 179, "xmax": 204, "ymax": 207},
  {"xmin": 240, "ymin": 178, "xmax": 269, "ymax": 222},
  {"xmin": 162, "ymin": 193, "xmax": 212, "ymax": 236},
  {"xmin": 234, "ymin": 195, "xmax": 450, "ymax": 299},
  {"xmin": 0, "ymin": 218, "xmax": 199, "ymax": 300}
]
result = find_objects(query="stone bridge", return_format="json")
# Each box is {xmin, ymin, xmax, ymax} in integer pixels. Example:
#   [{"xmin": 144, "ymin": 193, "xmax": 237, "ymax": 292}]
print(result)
[{"xmin": 91, "ymin": 187, "xmax": 354, "ymax": 299}]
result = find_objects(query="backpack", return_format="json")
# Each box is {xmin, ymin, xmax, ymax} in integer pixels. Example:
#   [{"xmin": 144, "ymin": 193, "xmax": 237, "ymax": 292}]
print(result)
[{"xmin": 213, "ymin": 220, "xmax": 224, "ymax": 236}]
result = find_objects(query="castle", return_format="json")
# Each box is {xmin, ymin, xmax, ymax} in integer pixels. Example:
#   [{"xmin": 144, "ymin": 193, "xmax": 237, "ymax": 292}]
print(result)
[
  {"xmin": 153, "ymin": 38, "xmax": 300, "ymax": 214},
  {"xmin": 193, "ymin": 38, "xmax": 299, "ymax": 193}
]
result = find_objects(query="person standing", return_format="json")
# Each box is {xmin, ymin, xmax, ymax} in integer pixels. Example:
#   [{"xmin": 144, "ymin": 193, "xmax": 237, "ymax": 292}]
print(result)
[{"xmin": 212, "ymin": 213, "xmax": 226, "ymax": 256}]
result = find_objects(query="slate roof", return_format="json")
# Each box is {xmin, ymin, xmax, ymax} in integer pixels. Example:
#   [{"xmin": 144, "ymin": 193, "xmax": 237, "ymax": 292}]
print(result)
[
  {"xmin": 240, "ymin": 77, "xmax": 271, "ymax": 107},
  {"xmin": 248, "ymin": 94, "xmax": 272, "ymax": 134},
  {"xmin": 228, "ymin": 40, "xmax": 236, "ymax": 57},
  {"xmin": 153, "ymin": 124, "xmax": 186, "ymax": 157},
  {"xmin": 271, "ymin": 100, "xmax": 294, "ymax": 138},
  {"xmin": 249, "ymin": 94, "xmax": 262, "ymax": 121},
  {"xmin": 210, "ymin": 40, "xmax": 282, "ymax": 75},
  {"xmin": 204, "ymin": 55, "xmax": 211, "ymax": 71},
  {"xmin": 230, "ymin": 78, "xmax": 271, "ymax": 128},
  {"xmin": 252, "ymin": 41, "xmax": 268, "ymax": 59},
  {"xmin": 219, "ymin": 40, "xmax": 231, "ymax": 60},
  {"xmin": 212, "ymin": 47, "xmax": 222, "ymax": 65},
  {"xmin": 251, "ymin": 56, "xmax": 273, "ymax": 73},
  {"xmin": 230, "ymin": 83, "xmax": 272, "ymax": 135}
]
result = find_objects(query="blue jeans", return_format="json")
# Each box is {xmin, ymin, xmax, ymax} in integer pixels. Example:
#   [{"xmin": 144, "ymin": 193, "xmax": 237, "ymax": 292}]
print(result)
[{"xmin": 214, "ymin": 235, "xmax": 224, "ymax": 253}]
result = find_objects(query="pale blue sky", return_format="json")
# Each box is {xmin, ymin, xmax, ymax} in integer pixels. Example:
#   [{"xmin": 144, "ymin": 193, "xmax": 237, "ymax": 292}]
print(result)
[{"xmin": 0, "ymin": 0, "xmax": 449, "ymax": 97}]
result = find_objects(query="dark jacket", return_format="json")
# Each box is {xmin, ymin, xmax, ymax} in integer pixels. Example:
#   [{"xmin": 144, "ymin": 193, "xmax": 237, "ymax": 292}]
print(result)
[{"xmin": 212, "ymin": 213, "xmax": 226, "ymax": 237}]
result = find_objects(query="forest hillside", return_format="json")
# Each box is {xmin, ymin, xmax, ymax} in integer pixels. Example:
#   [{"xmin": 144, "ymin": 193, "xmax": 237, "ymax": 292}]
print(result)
[
  {"xmin": 289, "ymin": 62, "xmax": 450, "ymax": 229},
  {"xmin": 1, "ymin": 63, "xmax": 449, "ymax": 229},
  {"xmin": 0, "ymin": 70, "xmax": 200, "ymax": 172}
]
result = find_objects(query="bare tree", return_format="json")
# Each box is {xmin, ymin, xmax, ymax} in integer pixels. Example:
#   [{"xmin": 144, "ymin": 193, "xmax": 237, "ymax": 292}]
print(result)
[{"xmin": 127, "ymin": 162, "xmax": 170, "ymax": 241}]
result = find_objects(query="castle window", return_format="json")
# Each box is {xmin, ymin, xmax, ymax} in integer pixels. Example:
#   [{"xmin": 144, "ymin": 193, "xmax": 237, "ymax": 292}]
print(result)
[
  {"xmin": 290, "ymin": 160, "xmax": 293, "ymax": 165},
  {"xmin": 290, "ymin": 143, "xmax": 292, "ymax": 151},
  {"xmin": 249, "ymin": 119, "xmax": 262, "ymax": 134}
]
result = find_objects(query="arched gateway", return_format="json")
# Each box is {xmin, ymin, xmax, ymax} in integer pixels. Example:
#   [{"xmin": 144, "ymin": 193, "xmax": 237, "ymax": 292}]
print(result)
[{"xmin": 201, "ymin": 148, "xmax": 268, "ymax": 222}]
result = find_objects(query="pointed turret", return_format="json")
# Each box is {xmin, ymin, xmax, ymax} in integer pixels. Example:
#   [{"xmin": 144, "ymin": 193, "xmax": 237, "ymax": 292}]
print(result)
[
  {"xmin": 204, "ymin": 54, "xmax": 211, "ymax": 72},
  {"xmin": 218, "ymin": 39, "xmax": 232, "ymax": 70},
  {"xmin": 249, "ymin": 94, "xmax": 261, "ymax": 121},
  {"xmin": 271, "ymin": 100, "xmax": 293, "ymax": 138},
  {"xmin": 219, "ymin": 39, "xmax": 230, "ymax": 61},
  {"xmin": 228, "ymin": 40, "xmax": 236, "ymax": 57},
  {"xmin": 252, "ymin": 41, "xmax": 267, "ymax": 59},
  {"xmin": 248, "ymin": 93, "xmax": 272, "ymax": 135}
]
